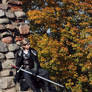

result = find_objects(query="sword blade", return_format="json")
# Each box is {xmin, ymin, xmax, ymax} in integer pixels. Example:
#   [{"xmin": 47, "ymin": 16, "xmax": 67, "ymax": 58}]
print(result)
[
  {"xmin": 20, "ymin": 68, "xmax": 64, "ymax": 88},
  {"xmin": 11, "ymin": 64, "xmax": 64, "ymax": 88}
]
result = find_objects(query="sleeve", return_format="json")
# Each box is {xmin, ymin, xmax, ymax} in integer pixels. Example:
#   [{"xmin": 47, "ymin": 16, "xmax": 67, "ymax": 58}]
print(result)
[
  {"xmin": 30, "ymin": 48, "xmax": 40, "ymax": 74},
  {"xmin": 0, "ymin": 61, "xmax": 2, "ymax": 71},
  {"xmin": 15, "ymin": 49, "xmax": 23, "ymax": 68},
  {"xmin": 14, "ymin": 49, "xmax": 23, "ymax": 83}
]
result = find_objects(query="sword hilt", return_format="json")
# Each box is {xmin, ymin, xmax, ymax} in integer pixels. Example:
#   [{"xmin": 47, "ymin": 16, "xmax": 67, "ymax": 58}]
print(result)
[
  {"xmin": 10, "ymin": 64, "xmax": 64, "ymax": 88},
  {"xmin": 17, "ymin": 65, "xmax": 23, "ymax": 73},
  {"xmin": 10, "ymin": 64, "xmax": 17, "ymax": 69}
]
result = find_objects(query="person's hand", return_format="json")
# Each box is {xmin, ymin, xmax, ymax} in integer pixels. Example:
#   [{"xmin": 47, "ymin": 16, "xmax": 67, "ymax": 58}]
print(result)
[
  {"xmin": 31, "ymin": 70, "xmax": 38, "ymax": 76},
  {"xmin": 32, "ymin": 72, "xmax": 36, "ymax": 76}
]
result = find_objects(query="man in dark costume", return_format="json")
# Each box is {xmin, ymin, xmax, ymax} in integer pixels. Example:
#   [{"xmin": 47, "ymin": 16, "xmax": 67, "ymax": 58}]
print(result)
[
  {"xmin": 0, "ymin": 61, "xmax": 2, "ymax": 72},
  {"xmin": 14, "ymin": 38, "xmax": 51, "ymax": 92}
]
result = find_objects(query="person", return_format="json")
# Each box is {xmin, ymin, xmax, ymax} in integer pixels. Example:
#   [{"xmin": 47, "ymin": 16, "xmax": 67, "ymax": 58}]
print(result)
[
  {"xmin": 0, "ymin": 61, "xmax": 2, "ymax": 72},
  {"xmin": 14, "ymin": 38, "xmax": 51, "ymax": 92}
]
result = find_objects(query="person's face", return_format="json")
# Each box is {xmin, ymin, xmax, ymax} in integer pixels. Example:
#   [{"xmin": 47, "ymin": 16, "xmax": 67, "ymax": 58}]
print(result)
[{"xmin": 23, "ymin": 44, "xmax": 30, "ymax": 50}]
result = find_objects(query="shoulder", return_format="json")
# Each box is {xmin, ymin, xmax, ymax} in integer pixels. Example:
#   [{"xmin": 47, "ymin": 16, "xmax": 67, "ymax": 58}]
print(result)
[
  {"xmin": 16, "ymin": 48, "xmax": 23, "ymax": 57},
  {"xmin": 30, "ymin": 48, "xmax": 38, "ymax": 56}
]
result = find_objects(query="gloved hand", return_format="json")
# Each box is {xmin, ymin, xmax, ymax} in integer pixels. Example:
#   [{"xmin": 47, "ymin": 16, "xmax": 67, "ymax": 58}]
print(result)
[
  {"xmin": 32, "ymin": 72, "xmax": 37, "ymax": 76},
  {"xmin": 31, "ymin": 69, "xmax": 38, "ymax": 76}
]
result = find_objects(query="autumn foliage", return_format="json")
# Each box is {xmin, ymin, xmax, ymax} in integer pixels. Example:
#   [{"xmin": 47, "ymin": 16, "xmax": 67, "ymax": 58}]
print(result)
[{"xmin": 21, "ymin": 0, "xmax": 92, "ymax": 91}]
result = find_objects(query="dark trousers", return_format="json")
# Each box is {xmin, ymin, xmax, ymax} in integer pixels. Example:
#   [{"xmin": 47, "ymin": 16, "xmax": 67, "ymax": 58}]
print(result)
[
  {"xmin": 0, "ymin": 61, "xmax": 2, "ymax": 71},
  {"xmin": 38, "ymin": 68, "xmax": 51, "ymax": 92},
  {"xmin": 20, "ymin": 68, "xmax": 51, "ymax": 92},
  {"xmin": 23, "ymin": 69, "xmax": 40, "ymax": 92}
]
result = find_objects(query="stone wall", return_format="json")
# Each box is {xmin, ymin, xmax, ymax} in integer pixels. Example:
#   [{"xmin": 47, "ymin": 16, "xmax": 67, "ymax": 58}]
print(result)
[{"xmin": 0, "ymin": 0, "xmax": 31, "ymax": 92}]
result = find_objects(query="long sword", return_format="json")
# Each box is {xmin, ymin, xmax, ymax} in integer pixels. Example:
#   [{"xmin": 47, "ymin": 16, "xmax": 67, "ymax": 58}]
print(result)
[{"xmin": 11, "ymin": 64, "xmax": 64, "ymax": 88}]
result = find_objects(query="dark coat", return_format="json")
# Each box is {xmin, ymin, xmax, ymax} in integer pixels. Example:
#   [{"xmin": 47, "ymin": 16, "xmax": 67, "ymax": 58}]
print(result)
[
  {"xmin": 15, "ymin": 47, "xmax": 40, "ymax": 82},
  {"xmin": 0, "ymin": 61, "xmax": 2, "ymax": 71}
]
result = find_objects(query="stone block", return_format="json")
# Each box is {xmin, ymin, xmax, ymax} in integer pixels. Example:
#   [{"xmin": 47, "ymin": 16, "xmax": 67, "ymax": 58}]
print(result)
[
  {"xmin": 0, "ymin": 10, "xmax": 5, "ymax": 17},
  {"xmin": 0, "ymin": 69, "xmax": 10, "ymax": 77},
  {"xmin": 0, "ymin": 76, "xmax": 15, "ymax": 89},
  {"xmin": 0, "ymin": 41, "xmax": 8, "ymax": 53},
  {"xmin": 8, "ymin": 44, "xmax": 19, "ymax": 52},
  {"xmin": 0, "ymin": 69, "xmax": 16, "ymax": 77},
  {"xmin": 3, "ymin": 87, "xmax": 16, "ymax": 92},
  {"xmin": 1, "ymin": 37, "xmax": 13, "ymax": 44},
  {"xmin": 0, "ymin": 53, "xmax": 5, "ymax": 59},
  {"xmin": 19, "ymin": 24, "xmax": 30, "ymax": 35},
  {"xmin": 6, "ymin": 11, "xmax": 15, "ymax": 18},
  {"xmin": 2, "ymin": 59, "xmax": 15, "ymax": 69},
  {"xmin": 8, "ymin": 0, "xmax": 23, "ymax": 5},
  {"xmin": 0, "ymin": 24, "xmax": 5, "ymax": 30},
  {"xmin": 0, "ymin": 4, "xmax": 8, "ymax": 10},
  {"xmin": 0, "ymin": 89, "xmax": 2, "ymax": 92},
  {"xmin": 2, "ymin": 0, "xmax": 7, "ymax": 4},
  {"xmin": 5, "ymin": 52, "xmax": 15, "ymax": 59},
  {"xmin": 15, "ymin": 36, "xmax": 23, "ymax": 41},
  {"xmin": 11, "ymin": 6, "xmax": 22, "ymax": 12},
  {"xmin": 0, "ymin": 18, "xmax": 9, "ymax": 24},
  {"xmin": 15, "ymin": 11, "xmax": 25, "ymax": 18},
  {"xmin": 5, "ymin": 24, "xmax": 16, "ymax": 30},
  {"xmin": 1, "ymin": 32, "xmax": 12, "ymax": 38}
]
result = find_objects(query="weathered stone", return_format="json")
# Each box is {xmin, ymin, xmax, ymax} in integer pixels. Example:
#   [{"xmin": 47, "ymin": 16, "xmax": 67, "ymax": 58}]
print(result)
[
  {"xmin": 0, "ymin": 10, "xmax": 5, "ymax": 17},
  {"xmin": 0, "ymin": 77, "xmax": 15, "ymax": 89},
  {"xmin": 0, "ymin": 69, "xmax": 16, "ymax": 77},
  {"xmin": 0, "ymin": 89, "xmax": 2, "ymax": 92},
  {"xmin": 2, "ymin": 0, "xmax": 7, "ymax": 4},
  {"xmin": 15, "ymin": 36, "xmax": 23, "ymax": 41},
  {"xmin": 12, "ymin": 21, "xmax": 25, "ymax": 29},
  {"xmin": 3, "ymin": 87, "xmax": 16, "ymax": 92},
  {"xmin": 12, "ymin": 22, "xmax": 18, "ymax": 26},
  {"xmin": 14, "ymin": 11, "xmax": 25, "ymax": 18},
  {"xmin": 6, "ymin": 11, "xmax": 15, "ymax": 18},
  {"xmin": 0, "ymin": 53, "xmax": 5, "ymax": 59},
  {"xmin": 5, "ymin": 52, "xmax": 15, "ymax": 59},
  {"xmin": 0, "ymin": 24, "xmax": 5, "ymax": 30},
  {"xmin": 0, "ymin": 4, "xmax": 8, "ymax": 10},
  {"xmin": 1, "ymin": 32, "xmax": 12, "ymax": 38},
  {"xmin": 8, "ymin": 0, "xmax": 23, "ymax": 5},
  {"xmin": 8, "ymin": 44, "xmax": 19, "ymax": 51},
  {"xmin": 5, "ymin": 24, "xmax": 16, "ymax": 30},
  {"xmin": 0, "ymin": 41, "xmax": 8, "ymax": 53},
  {"xmin": 2, "ymin": 59, "xmax": 15, "ymax": 69},
  {"xmin": 0, "ymin": 18, "xmax": 9, "ymax": 24},
  {"xmin": 19, "ymin": 24, "xmax": 30, "ymax": 34},
  {"xmin": 1, "ymin": 69, "xmax": 10, "ymax": 77},
  {"xmin": 1, "ymin": 37, "xmax": 13, "ymax": 44},
  {"xmin": 10, "ymin": 22, "xmax": 19, "ymax": 29},
  {"xmin": 11, "ymin": 6, "xmax": 22, "ymax": 12},
  {"xmin": 0, "ymin": 70, "xmax": 9, "ymax": 77}
]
